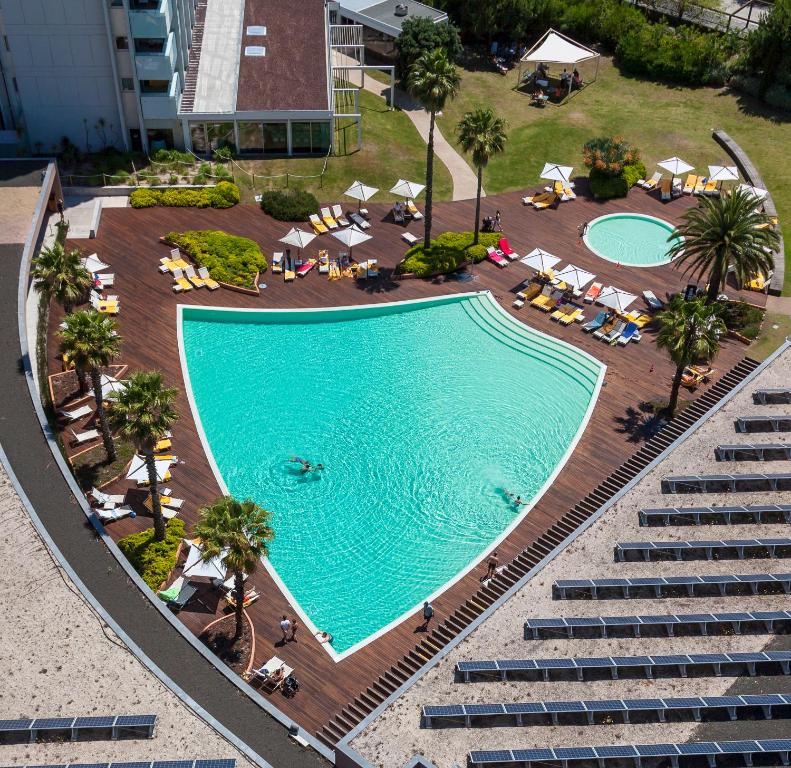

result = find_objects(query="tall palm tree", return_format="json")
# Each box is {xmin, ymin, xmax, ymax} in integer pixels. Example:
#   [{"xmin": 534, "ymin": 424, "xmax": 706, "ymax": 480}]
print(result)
[
  {"xmin": 456, "ymin": 108, "xmax": 508, "ymax": 245},
  {"xmin": 108, "ymin": 371, "xmax": 178, "ymax": 541},
  {"xmin": 656, "ymin": 296, "xmax": 726, "ymax": 417},
  {"xmin": 194, "ymin": 496, "xmax": 275, "ymax": 642},
  {"xmin": 669, "ymin": 188, "xmax": 780, "ymax": 303},
  {"xmin": 32, "ymin": 243, "xmax": 93, "ymax": 313},
  {"xmin": 407, "ymin": 48, "xmax": 461, "ymax": 249},
  {"xmin": 58, "ymin": 310, "xmax": 121, "ymax": 461}
]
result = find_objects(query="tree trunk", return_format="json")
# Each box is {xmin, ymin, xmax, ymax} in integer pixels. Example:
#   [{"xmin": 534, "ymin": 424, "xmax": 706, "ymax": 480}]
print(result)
[
  {"xmin": 75, "ymin": 365, "xmax": 90, "ymax": 395},
  {"xmin": 233, "ymin": 570, "xmax": 245, "ymax": 642},
  {"xmin": 423, "ymin": 110, "xmax": 436, "ymax": 250},
  {"xmin": 145, "ymin": 448, "xmax": 166, "ymax": 541},
  {"xmin": 90, "ymin": 366, "xmax": 116, "ymax": 463},
  {"xmin": 473, "ymin": 165, "xmax": 483, "ymax": 245},
  {"xmin": 706, "ymin": 259, "xmax": 724, "ymax": 304},
  {"xmin": 668, "ymin": 363, "xmax": 685, "ymax": 417}
]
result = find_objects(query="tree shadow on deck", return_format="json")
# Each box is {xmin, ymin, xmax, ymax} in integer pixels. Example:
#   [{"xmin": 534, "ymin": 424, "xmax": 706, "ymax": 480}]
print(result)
[{"xmin": 614, "ymin": 400, "xmax": 669, "ymax": 443}]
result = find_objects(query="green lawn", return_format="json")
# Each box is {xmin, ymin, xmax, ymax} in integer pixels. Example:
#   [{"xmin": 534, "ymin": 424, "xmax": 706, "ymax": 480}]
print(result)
[
  {"xmin": 437, "ymin": 57, "xmax": 790, "ymax": 293},
  {"xmin": 231, "ymin": 88, "xmax": 452, "ymax": 205},
  {"xmin": 748, "ymin": 313, "xmax": 791, "ymax": 361}
]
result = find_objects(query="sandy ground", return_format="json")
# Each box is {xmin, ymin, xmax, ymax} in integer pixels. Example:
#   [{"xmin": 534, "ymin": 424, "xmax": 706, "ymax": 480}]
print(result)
[
  {"xmin": 0, "ymin": 463, "xmax": 256, "ymax": 767},
  {"xmin": 351, "ymin": 348, "xmax": 791, "ymax": 768}
]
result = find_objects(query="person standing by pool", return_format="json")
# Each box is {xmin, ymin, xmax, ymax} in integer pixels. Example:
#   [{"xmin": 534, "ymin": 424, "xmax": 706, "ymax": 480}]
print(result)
[
  {"xmin": 494, "ymin": 210, "xmax": 503, "ymax": 231},
  {"xmin": 421, "ymin": 601, "xmax": 434, "ymax": 631},
  {"xmin": 289, "ymin": 618, "xmax": 299, "ymax": 642},
  {"xmin": 483, "ymin": 550, "xmax": 499, "ymax": 581},
  {"xmin": 280, "ymin": 615, "xmax": 291, "ymax": 642},
  {"xmin": 578, "ymin": 221, "xmax": 588, "ymax": 240}
]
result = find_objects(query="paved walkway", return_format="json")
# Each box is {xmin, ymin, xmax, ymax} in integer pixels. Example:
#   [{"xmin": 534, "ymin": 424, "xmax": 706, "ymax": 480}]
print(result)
[
  {"xmin": 767, "ymin": 295, "xmax": 791, "ymax": 315},
  {"xmin": 337, "ymin": 55, "xmax": 482, "ymax": 202}
]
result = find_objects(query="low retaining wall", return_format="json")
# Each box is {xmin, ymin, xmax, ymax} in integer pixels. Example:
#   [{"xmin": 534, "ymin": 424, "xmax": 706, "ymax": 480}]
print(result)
[{"xmin": 712, "ymin": 129, "xmax": 785, "ymax": 296}]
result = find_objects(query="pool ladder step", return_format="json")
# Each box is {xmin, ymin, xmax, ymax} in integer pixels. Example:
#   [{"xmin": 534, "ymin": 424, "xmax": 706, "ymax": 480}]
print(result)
[{"xmin": 314, "ymin": 356, "xmax": 761, "ymax": 748}]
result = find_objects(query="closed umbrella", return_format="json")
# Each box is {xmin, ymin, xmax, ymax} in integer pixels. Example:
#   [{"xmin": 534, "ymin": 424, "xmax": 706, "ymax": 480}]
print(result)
[
  {"xmin": 331, "ymin": 224, "xmax": 372, "ymax": 260},
  {"xmin": 389, "ymin": 179, "xmax": 425, "ymax": 199},
  {"xmin": 279, "ymin": 227, "xmax": 316, "ymax": 261},
  {"xmin": 520, "ymin": 248, "xmax": 560, "ymax": 274},
  {"xmin": 553, "ymin": 263, "xmax": 596, "ymax": 292},
  {"xmin": 344, "ymin": 180, "xmax": 379, "ymax": 211},
  {"xmin": 658, "ymin": 157, "xmax": 694, "ymax": 184},
  {"xmin": 708, "ymin": 165, "xmax": 739, "ymax": 190},
  {"xmin": 597, "ymin": 286, "xmax": 637, "ymax": 313},
  {"xmin": 126, "ymin": 454, "xmax": 172, "ymax": 483},
  {"xmin": 540, "ymin": 163, "xmax": 573, "ymax": 184}
]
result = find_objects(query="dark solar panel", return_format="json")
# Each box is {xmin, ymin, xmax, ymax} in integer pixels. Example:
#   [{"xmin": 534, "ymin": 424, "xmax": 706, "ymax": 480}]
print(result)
[
  {"xmin": 535, "ymin": 658, "xmax": 575, "ymax": 668},
  {"xmin": 629, "ymin": 577, "xmax": 665, "ymax": 585},
  {"xmin": 742, "ymin": 694, "xmax": 785, "ymax": 705},
  {"xmin": 423, "ymin": 705, "xmax": 464, "ymax": 717},
  {"xmin": 0, "ymin": 719, "xmax": 32, "ymax": 730},
  {"xmin": 677, "ymin": 743, "xmax": 719, "ymax": 755},
  {"xmin": 576, "ymin": 657, "xmax": 614, "ymax": 667},
  {"xmin": 71, "ymin": 764, "xmax": 111, "ymax": 768},
  {"xmin": 725, "ymin": 653, "xmax": 767, "ymax": 662},
  {"xmin": 152, "ymin": 762, "xmax": 193, "ymax": 768},
  {"xmin": 635, "ymin": 744, "xmax": 679, "ymax": 756},
  {"xmin": 753, "ymin": 611, "xmax": 791, "ymax": 619},
  {"xmin": 32, "ymin": 718, "xmax": 74, "ymax": 729},
  {"xmin": 767, "ymin": 651, "xmax": 791, "ymax": 660},
  {"xmin": 760, "ymin": 739, "xmax": 791, "ymax": 750},
  {"xmin": 650, "ymin": 655, "xmax": 690, "ymax": 664},
  {"xmin": 595, "ymin": 746, "xmax": 638, "ymax": 758},
  {"xmin": 498, "ymin": 659, "xmax": 537, "ymax": 670},
  {"xmin": 584, "ymin": 700, "xmax": 625, "ymax": 711},
  {"xmin": 667, "ymin": 698, "xmax": 705, "ymax": 708},
  {"xmin": 465, "ymin": 704, "xmax": 504, "ymax": 716},
  {"xmin": 544, "ymin": 700, "xmax": 586, "ymax": 712},
  {"xmin": 74, "ymin": 717, "xmax": 115, "ymax": 728},
  {"xmin": 566, "ymin": 617, "xmax": 603, "ymax": 626},
  {"xmin": 602, "ymin": 615, "xmax": 640, "ymax": 624},
  {"xmin": 704, "ymin": 696, "xmax": 743, "ymax": 706},
  {"xmin": 504, "ymin": 702, "xmax": 545, "ymax": 714},
  {"xmin": 111, "ymin": 762, "xmax": 151, "ymax": 768},
  {"xmin": 194, "ymin": 761, "xmax": 236, "ymax": 768},
  {"xmin": 458, "ymin": 661, "xmax": 498, "ymax": 672},
  {"xmin": 716, "ymin": 741, "xmax": 760, "ymax": 753},
  {"xmin": 526, "ymin": 618, "xmax": 565, "ymax": 627},
  {"xmin": 553, "ymin": 747, "xmax": 597, "ymax": 759},
  {"xmin": 512, "ymin": 749, "xmax": 554, "ymax": 761},
  {"xmin": 677, "ymin": 613, "xmax": 716, "ymax": 621},
  {"xmin": 469, "ymin": 750, "xmax": 513, "ymax": 763},
  {"xmin": 115, "ymin": 715, "xmax": 156, "ymax": 727},
  {"xmin": 613, "ymin": 656, "xmax": 652, "ymax": 665},
  {"xmin": 625, "ymin": 699, "xmax": 664, "ymax": 709},
  {"xmin": 687, "ymin": 654, "xmax": 729, "ymax": 663}
]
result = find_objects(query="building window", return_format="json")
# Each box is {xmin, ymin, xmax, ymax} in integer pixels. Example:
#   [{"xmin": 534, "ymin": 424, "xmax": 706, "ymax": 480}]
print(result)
[
  {"xmin": 139, "ymin": 78, "xmax": 169, "ymax": 93},
  {"xmin": 238, "ymin": 122, "xmax": 264, "ymax": 155},
  {"xmin": 129, "ymin": 129, "xmax": 143, "ymax": 152},
  {"xmin": 134, "ymin": 37, "xmax": 165, "ymax": 53},
  {"xmin": 263, "ymin": 123, "xmax": 287, "ymax": 154},
  {"xmin": 110, "ymin": 0, "xmax": 124, "ymax": 7},
  {"xmin": 291, "ymin": 121, "xmax": 331, "ymax": 155},
  {"xmin": 121, "ymin": 77, "xmax": 135, "ymax": 91},
  {"xmin": 206, "ymin": 122, "xmax": 234, "ymax": 152},
  {"xmin": 116, "ymin": 36, "xmax": 129, "ymax": 50},
  {"xmin": 190, "ymin": 123, "xmax": 208, "ymax": 154},
  {"xmin": 147, "ymin": 128, "xmax": 174, "ymax": 151}
]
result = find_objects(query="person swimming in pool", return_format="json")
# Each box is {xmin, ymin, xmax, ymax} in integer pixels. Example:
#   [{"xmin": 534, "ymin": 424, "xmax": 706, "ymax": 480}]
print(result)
[{"xmin": 505, "ymin": 490, "xmax": 528, "ymax": 506}]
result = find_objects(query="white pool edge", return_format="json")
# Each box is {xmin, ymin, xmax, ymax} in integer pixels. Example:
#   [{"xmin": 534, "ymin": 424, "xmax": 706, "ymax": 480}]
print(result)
[
  {"xmin": 177, "ymin": 290, "xmax": 606, "ymax": 663},
  {"xmin": 583, "ymin": 212, "xmax": 682, "ymax": 268}
]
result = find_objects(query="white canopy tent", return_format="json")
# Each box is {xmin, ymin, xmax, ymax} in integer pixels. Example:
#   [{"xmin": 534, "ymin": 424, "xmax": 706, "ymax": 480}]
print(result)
[
  {"xmin": 279, "ymin": 227, "xmax": 316, "ymax": 256},
  {"xmin": 598, "ymin": 286, "xmax": 638, "ymax": 313},
  {"xmin": 520, "ymin": 248, "xmax": 561, "ymax": 274},
  {"xmin": 126, "ymin": 454, "xmax": 172, "ymax": 484},
  {"xmin": 344, "ymin": 180, "xmax": 379, "ymax": 211},
  {"xmin": 658, "ymin": 157, "xmax": 694, "ymax": 182},
  {"xmin": 554, "ymin": 264, "xmax": 596, "ymax": 292},
  {"xmin": 390, "ymin": 179, "xmax": 425, "ymax": 199},
  {"xmin": 736, "ymin": 183, "xmax": 768, "ymax": 201},
  {"xmin": 518, "ymin": 29, "xmax": 600, "ymax": 98},
  {"xmin": 331, "ymin": 225, "xmax": 372, "ymax": 259},
  {"xmin": 540, "ymin": 163, "xmax": 574, "ymax": 184}
]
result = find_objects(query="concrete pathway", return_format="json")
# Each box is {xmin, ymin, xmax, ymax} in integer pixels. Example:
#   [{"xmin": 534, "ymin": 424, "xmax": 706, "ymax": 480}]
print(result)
[
  {"xmin": 337, "ymin": 55, "xmax": 482, "ymax": 202},
  {"xmin": 766, "ymin": 295, "xmax": 791, "ymax": 316}
]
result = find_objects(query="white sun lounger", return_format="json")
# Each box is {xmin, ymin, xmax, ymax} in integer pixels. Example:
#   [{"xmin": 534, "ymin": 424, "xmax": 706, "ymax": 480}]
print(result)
[
  {"xmin": 90, "ymin": 486, "xmax": 126, "ymax": 507},
  {"xmin": 97, "ymin": 505, "xmax": 133, "ymax": 523},
  {"xmin": 331, "ymin": 204, "xmax": 349, "ymax": 227},
  {"xmin": 643, "ymin": 289, "xmax": 664, "ymax": 310},
  {"xmin": 59, "ymin": 404, "xmax": 93, "ymax": 422},
  {"xmin": 95, "ymin": 273, "xmax": 114, "ymax": 287},
  {"xmin": 402, "ymin": 232, "xmax": 419, "ymax": 245},
  {"xmin": 71, "ymin": 428, "xmax": 100, "ymax": 445},
  {"xmin": 250, "ymin": 656, "xmax": 294, "ymax": 690}
]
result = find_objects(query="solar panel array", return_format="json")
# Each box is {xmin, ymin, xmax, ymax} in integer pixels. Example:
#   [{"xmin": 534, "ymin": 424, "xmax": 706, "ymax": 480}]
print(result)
[
  {"xmin": 661, "ymin": 472, "xmax": 791, "ymax": 493},
  {"xmin": 423, "ymin": 693, "xmax": 791, "ymax": 727},
  {"xmin": 0, "ymin": 715, "xmax": 156, "ymax": 743},
  {"xmin": 639, "ymin": 503, "xmax": 791, "ymax": 526},
  {"xmin": 469, "ymin": 739, "xmax": 791, "ymax": 766},
  {"xmin": 715, "ymin": 443, "xmax": 791, "ymax": 460},
  {"xmin": 4, "ymin": 761, "xmax": 234, "ymax": 768},
  {"xmin": 735, "ymin": 414, "xmax": 791, "ymax": 431},
  {"xmin": 554, "ymin": 572, "xmax": 791, "ymax": 599},
  {"xmin": 615, "ymin": 537, "xmax": 791, "ymax": 561},
  {"xmin": 456, "ymin": 651, "xmax": 791, "ymax": 681},
  {"xmin": 754, "ymin": 388, "xmax": 791, "ymax": 404}
]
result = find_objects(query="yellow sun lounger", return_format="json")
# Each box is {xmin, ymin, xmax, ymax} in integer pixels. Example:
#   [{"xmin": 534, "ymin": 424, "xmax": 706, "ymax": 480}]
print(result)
[
  {"xmin": 530, "ymin": 293, "xmax": 552, "ymax": 309},
  {"xmin": 328, "ymin": 260, "xmax": 341, "ymax": 280},
  {"xmin": 694, "ymin": 177, "xmax": 708, "ymax": 195},
  {"xmin": 309, "ymin": 214, "xmax": 328, "ymax": 234},
  {"xmin": 321, "ymin": 207, "xmax": 338, "ymax": 229},
  {"xmin": 682, "ymin": 174, "xmax": 698, "ymax": 194},
  {"xmin": 746, "ymin": 273, "xmax": 769, "ymax": 291},
  {"xmin": 155, "ymin": 438, "xmax": 172, "ymax": 452},
  {"xmin": 284, "ymin": 265, "xmax": 296, "ymax": 282},
  {"xmin": 533, "ymin": 192, "xmax": 558, "ymax": 210},
  {"xmin": 96, "ymin": 301, "xmax": 119, "ymax": 314},
  {"xmin": 558, "ymin": 308, "xmax": 582, "ymax": 325}
]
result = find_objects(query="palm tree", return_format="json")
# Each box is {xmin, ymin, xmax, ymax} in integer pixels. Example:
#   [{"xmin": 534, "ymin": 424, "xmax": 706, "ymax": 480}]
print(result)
[
  {"xmin": 32, "ymin": 243, "xmax": 93, "ymax": 313},
  {"xmin": 456, "ymin": 108, "xmax": 508, "ymax": 245},
  {"xmin": 194, "ymin": 496, "xmax": 275, "ymax": 642},
  {"xmin": 407, "ymin": 48, "xmax": 461, "ymax": 249},
  {"xmin": 669, "ymin": 188, "xmax": 780, "ymax": 303},
  {"xmin": 656, "ymin": 296, "xmax": 726, "ymax": 417},
  {"xmin": 108, "ymin": 371, "xmax": 178, "ymax": 541},
  {"xmin": 59, "ymin": 310, "xmax": 121, "ymax": 461}
]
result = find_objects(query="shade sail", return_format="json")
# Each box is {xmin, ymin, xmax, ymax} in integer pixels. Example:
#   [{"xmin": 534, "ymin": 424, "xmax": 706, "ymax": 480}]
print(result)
[
  {"xmin": 554, "ymin": 263, "xmax": 595, "ymax": 291},
  {"xmin": 521, "ymin": 29, "xmax": 599, "ymax": 65},
  {"xmin": 658, "ymin": 157, "xmax": 694, "ymax": 176},
  {"xmin": 390, "ymin": 179, "xmax": 425, "ymax": 199},
  {"xmin": 332, "ymin": 225, "xmax": 372, "ymax": 249},
  {"xmin": 521, "ymin": 248, "xmax": 561, "ymax": 273},
  {"xmin": 182, "ymin": 540, "xmax": 228, "ymax": 580},
  {"xmin": 598, "ymin": 286, "xmax": 638, "ymax": 312},
  {"xmin": 344, "ymin": 180, "xmax": 379, "ymax": 202},
  {"xmin": 540, "ymin": 163, "xmax": 573, "ymax": 183},
  {"xmin": 126, "ymin": 454, "xmax": 172, "ymax": 483},
  {"xmin": 708, "ymin": 165, "xmax": 739, "ymax": 183},
  {"xmin": 279, "ymin": 227, "xmax": 316, "ymax": 250}
]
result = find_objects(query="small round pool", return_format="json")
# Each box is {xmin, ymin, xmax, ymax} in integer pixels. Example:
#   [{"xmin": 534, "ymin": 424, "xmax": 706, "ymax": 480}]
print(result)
[{"xmin": 584, "ymin": 213, "xmax": 682, "ymax": 267}]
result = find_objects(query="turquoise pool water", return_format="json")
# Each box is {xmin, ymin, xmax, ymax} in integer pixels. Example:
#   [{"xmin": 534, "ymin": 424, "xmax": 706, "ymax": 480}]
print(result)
[
  {"xmin": 584, "ymin": 213, "xmax": 682, "ymax": 267},
  {"xmin": 180, "ymin": 293, "xmax": 603, "ymax": 656}
]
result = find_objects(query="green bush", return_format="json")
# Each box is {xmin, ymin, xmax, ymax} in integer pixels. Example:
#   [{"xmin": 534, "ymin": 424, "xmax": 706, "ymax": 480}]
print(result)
[
  {"xmin": 118, "ymin": 518, "xmax": 185, "ymax": 590},
  {"xmin": 260, "ymin": 189, "xmax": 320, "ymax": 221},
  {"xmin": 130, "ymin": 182, "xmax": 240, "ymax": 209},
  {"xmin": 398, "ymin": 231, "xmax": 500, "ymax": 277},
  {"xmin": 722, "ymin": 300, "xmax": 764, "ymax": 339},
  {"xmin": 164, "ymin": 229, "xmax": 267, "ymax": 287},
  {"xmin": 583, "ymin": 136, "xmax": 640, "ymax": 177},
  {"xmin": 396, "ymin": 15, "xmax": 462, "ymax": 83},
  {"xmin": 622, "ymin": 162, "xmax": 647, "ymax": 189},
  {"xmin": 588, "ymin": 169, "xmax": 629, "ymax": 199},
  {"xmin": 152, "ymin": 148, "xmax": 193, "ymax": 165}
]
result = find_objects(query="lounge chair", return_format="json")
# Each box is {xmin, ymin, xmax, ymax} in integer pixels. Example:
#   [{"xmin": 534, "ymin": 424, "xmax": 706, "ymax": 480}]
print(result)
[
  {"xmin": 617, "ymin": 321, "xmax": 640, "ymax": 345},
  {"xmin": 89, "ymin": 295, "xmax": 120, "ymax": 314},
  {"xmin": 625, "ymin": 310, "xmax": 652, "ymax": 328},
  {"xmin": 498, "ymin": 238, "xmax": 519, "ymax": 260},
  {"xmin": 197, "ymin": 267, "xmax": 220, "ymax": 290},
  {"xmin": 250, "ymin": 656, "xmax": 294, "ymax": 692},
  {"xmin": 681, "ymin": 365, "xmax": 715, "ymax": 389},
  {"xmin": 593, "ymin": 318, "xmax": 616, "ymax": 339},
  {"xmin": 643, "ymin": 289, "xmax": 663, "ymax": 310},
  {"xmin": 328, "ymin": 259, "xmax": 341, "ymax": 280},
  {"xmin": 172, "ymin": 267, "xmax": 193, "ymax": 293},
  {"xmin": 284, "ymin": 257, "xmax": 295, "ymax": 282},
  {"xmin": 159, "ymin": 257, "xmax": 172, "ymax": 274},
  {"xmin": 537, "ymin": 293, "xmax": 561, "ymax": 312},
  {"xmin": 297, "ymin": 258, "xmax": 317, "ymax": 277},
  {"xmin": 693, "ymin": 177, "xmax": 708, "ymax": 195},
  {"xmin": 392, "ymin": 204, "xmax": 405, "ymax": 223},
  {"xmin": 309, "ymin": 214, "xmax": 328, "ymax": 234},
  {"xmin": 639, "ymin": 171, "xmax": 662, "ymax": 190},
  {"xmin": 514, "ymin": 282, "xmax": 542, "ymax": 303},
  {"xmin": 550, "ymin": 303, "xmax": 574, "ymax": 322},
  {"xmin": 702, "ymin": 179, "xmax": 719, "ymax": 196},
  {"xmin": 320, "ymin": 207, "xmax": 338, "ymax": 229},
  {"xmin": 272, "ymin": 252, "xmax": 283, "ymax": 274},
  {"xmin": 318, "ymin": 250, "xmax": 329, "ymax": 274},
  {"xmin": 406, "ymin": 199, "xmax": 423, "ymax": 220},
  {"xmin": 559, "ymin": 307, "xmax": 583, "ymax": 326},
  {"xmin": 348, "ymin": 212, "xmax": 370, "ymax": 230},
  {"xmin": 331, "ymin": 205, "xmax": 349, "ymax": 227},
  {"xmin": 532, "ymin": 192, "xmax": 557, "ymax": 209},
  {"xmin": 581, "ymin": 310, "xmax": 608, "ymax": 332},
  {"xmin": 184, "ymin": 265, "xmax": 206, "ymax": 288},
  {"xmin": 59, "ymin": 404, "xmax": 93, "ymax": 422},
  {"xmin": 660, "ymin": 178, "xmax": 672, "ymax": 201},
  {"xmin": 70, "ymin": 428, "xmax": 100, "ymax": 445},
  {"xmin": 155, "ymin": 437, "xmax": 172, "ymax": 452},
  {"xmin": 226, "ymin": 589, "xmax": 260, "ymax": 609},
  {"xmin": 602, "ymin": 320, "xmax": 627, "ymax": 343},
  {"xmin": 583, "ymin": 282, "xmax": 603, "ymax": 303},
  {"xmin": 402, "ymin": 231, "xmax": 419, "ymax": 245},
  {"xmin": 486, "ymin": 249, "xmax": 508, "ymax": 268},
  {"xmin": 95, "ymin": 273, "xmax": 114, "ymax": 288},
  {"xmin": 549, "ymin": 180, "xmax": 576, "ymax": 200},
  {"xmin": 167, "ymin": 581, "xmax": 197, "ymax": 612},
  {"xmin": 90, "ymin": 486, "xmax": 126, "ymax": 507},
  {"xmin": 682, "ymin": 174, "xmax": 698, "ymax": 195},
  {"xmin": 97, "ymin": 505, "xmax": 133, "ymax": 523}
]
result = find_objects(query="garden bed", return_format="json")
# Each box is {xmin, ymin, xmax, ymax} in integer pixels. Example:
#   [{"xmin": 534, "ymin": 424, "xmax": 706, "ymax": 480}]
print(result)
[
  {"xmin": 397, "ymin": 231, "xmax": 500, "ymax": 278},
  {"xmin": 118, "ymin": 518, "xmax": 186, "ymax": 591},
  {"xmin": 200, "ymin": 611, "xmax": 255, "ymax": 677},
  {"xmin": 70, "ymin": 437, "xmax": 135, "ymax": 488},
  {"xmin": 48, "ymin": 364, "xmax": 127, "ymax": 410}
]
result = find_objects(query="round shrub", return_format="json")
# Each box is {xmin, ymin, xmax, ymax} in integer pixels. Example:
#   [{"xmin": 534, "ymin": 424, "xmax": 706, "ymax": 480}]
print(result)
[
  {"xmin": 207, "ymin": 180, "xmax": 241, "ymax": 208},
  {"xmin": 260, "ymin": 189, "xmax": 320, "ymax": 221},
  {"xmin": 130, "ymin": 188, "xmax": 163, "ymax": 208}
]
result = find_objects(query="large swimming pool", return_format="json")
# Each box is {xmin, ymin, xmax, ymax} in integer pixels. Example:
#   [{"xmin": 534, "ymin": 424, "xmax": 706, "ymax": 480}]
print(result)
[
  {"xmin": 584, "ymin": 213, "xmax": 682, "ymax": 267},
  {"xmin": 179, "ymin": 292, "xmax": 604, "ymax": 659}
]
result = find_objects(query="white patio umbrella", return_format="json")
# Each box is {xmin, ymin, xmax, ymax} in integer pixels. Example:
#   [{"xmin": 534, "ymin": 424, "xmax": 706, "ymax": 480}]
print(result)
[
  {"xmin": 389, "ymin": 179, "xmax": 425, "ymax": 199},
  {"xmin": 597, "ymin": 286, "xmax": 638, "ymax": 313},
  {"xmin": 331, "ymin": 224, "xmax": 372, "ymax": 259},
  {"xmin": 553, "ymin": 263, "xmax": 596, "ymax": 291},
  {"xmin": 540, "ymin": 163, "xmax": 573, "ymax": 184},
  {"xmin": 344, "ymin": 180, "xmax": 379, "ymax": 211},
  {"xmin": 82, "ymin": 253, "xmax": 110, "ymax": 273},
  {"xmin": 736, "ymin": 183, "xmax": 768, "ymax": 201},
  {"xmin": 658, "ymin": 157, "xmax": 694, "ymax": 183},
  {"xmin": 520, "ymin": 248, "xmax": 561, "ymax": 274},
  {"xmin": 182, "ymin": 540, "xmax": 229, "ymax": 581},
  {"xmin": 90, "ymin": 374, "xmax": 126, "ymax": 400},
  {"xmin": 126, "ymin": 454, "xmax": 172, "ymax": 484},
  {"xmin": 708, "ymin": 165, "xmax": 739, "ymax": 184},
  {"xmin": 279, "ymin": 227, "xmax": 316, "ymax": 258}
]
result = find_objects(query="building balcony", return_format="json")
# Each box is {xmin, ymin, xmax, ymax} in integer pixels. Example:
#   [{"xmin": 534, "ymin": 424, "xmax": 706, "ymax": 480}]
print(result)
[
  {"xmin": 135, "ymin": 31, "xmax": 176, "ymax": 81},
  {"xmin": 129, "ymin": 0, "xmax": 171, "ymax": 39},
  {"xmin": 140, "ymin": 73, "xmax": 180, "ymax": 120}
]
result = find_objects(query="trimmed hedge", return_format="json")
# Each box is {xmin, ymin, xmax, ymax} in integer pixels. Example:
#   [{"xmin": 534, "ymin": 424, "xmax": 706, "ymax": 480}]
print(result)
[
  {"xmin": 259, "ymin": 189, "xmax": 320, "ymax": 221},
  {"xmin": 130, "ymin": 181, "xmax": 240, "ymax": 209},
  {"xmin": 398, "ymin": 231, "xmax": 501, "ymax": 277},
  {"xmin": 118, "ymin": 517, "xmax": 185, "ymax": 590},
  {"xmin": 588, "ymin": 161, "xmax": 647, "ymax": 199},
  {"xmin": 164, "ymin": 229, "xmax": 267, "ymax": 288}
]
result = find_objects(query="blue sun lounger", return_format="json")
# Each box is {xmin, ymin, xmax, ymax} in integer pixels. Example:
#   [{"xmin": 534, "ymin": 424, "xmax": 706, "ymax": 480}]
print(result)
[
  {"xmin": 581, "ymin": 311, "xmax": 607, "ymax": 333},
  {"xmin": 617, "ymin": 322, "xmax": 640, "ymax": 345}
]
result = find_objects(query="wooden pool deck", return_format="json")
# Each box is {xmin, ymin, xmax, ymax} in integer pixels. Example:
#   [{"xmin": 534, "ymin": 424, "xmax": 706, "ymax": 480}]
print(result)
[{"xmin": 53, "ymin": 182, "xmax": 764, "ymax": 743}]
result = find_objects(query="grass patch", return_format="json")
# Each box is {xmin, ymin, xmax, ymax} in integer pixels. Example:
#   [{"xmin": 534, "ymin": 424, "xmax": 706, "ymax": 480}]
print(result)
[
  {"xmin": 71, "ymin": 437, "xmax": 136, "ymax": 490},
  {"xmin": 748, "ymin": 312, "xmax": 791, "ymax": 361},
  {"xmin": 119, "ymin": 518, "xmax": 186, "ymax": 591},
  {"xmin": 398, "ymin": 231, "xmax": 501, "ymax": 277},
  {"xmin": 436, "ymin": 56, "xmax": 791, "ymax": 293}
]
